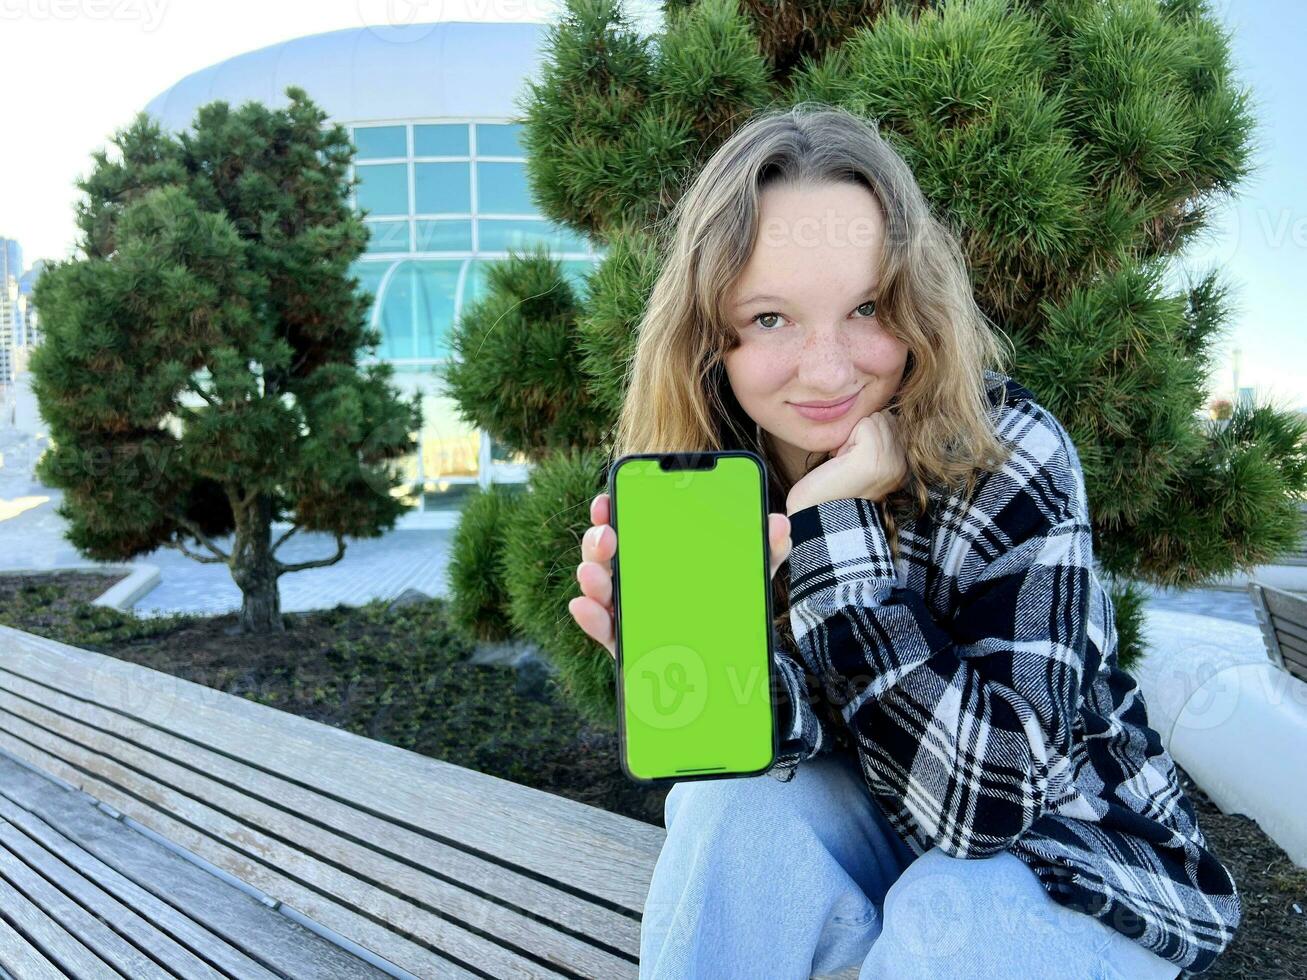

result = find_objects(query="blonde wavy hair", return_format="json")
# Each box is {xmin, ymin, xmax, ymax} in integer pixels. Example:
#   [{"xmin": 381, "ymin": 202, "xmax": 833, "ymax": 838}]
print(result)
[{"xmin": 611, "ymin": 102, "xmax": 1016, "ymax": 692}]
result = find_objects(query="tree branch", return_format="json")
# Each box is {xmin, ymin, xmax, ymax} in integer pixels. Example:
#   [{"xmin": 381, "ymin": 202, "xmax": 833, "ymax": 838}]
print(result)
[
  {"xmin": 277, "ymin": 533, "xmax": 346, "ymax": 574},
  {"xmin": 166, "ymin": 538, "xmax": 229, "ymax": 565},
  {"xmin": 174, "ymin": 515, "xmax": 232, "ymax": 563},
  {"xmin": 187, "ymin": 381, "xmax": 218, "ymax": 407},
  {"xmin": 270, "ymin": 522, "xmax": 301, "ymax": 557}
]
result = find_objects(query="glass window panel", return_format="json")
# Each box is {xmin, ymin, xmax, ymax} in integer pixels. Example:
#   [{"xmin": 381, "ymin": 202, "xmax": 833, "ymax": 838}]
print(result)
[
  {"xmin": 415, "ymin": 124, "xmax": 469, "ymax": 157},
  {"xmin": 420, "ymin": 390, "xmax": 481, "ymax": 480},
  {"xmin": 461, "ymin": 257, "xmax": 495, "ymax": 309},
  {"xmin": 476, "ymin": 123, "xmax": 524, "ymax": 157},
  {"xmin": 415, "ymin": 162, "xmax": 471, "ymax": 214},
  {"xmin": 490, "ymin": 432, "xmax": 530, "ymax": 467},
  {"xmin": 365, "ymin": 219, "xmax": 410, "ymax": 254},
  {"xmin": 415, "ymin": 219, "xmax": 473, "ymax": 252},
  {"xmin": 378, "ymin": 260, "xmax": 461, "ymax": 361},
  {"xmin": 385, "ymin": 369, "xmax": 431, "ymax": 497},
  {"xmin": 353, "ymin": 125, "xmax": 407, "ymax": 159},
  {"xmin": 414, "ymin": 261, "xmax": 461, "ymax": 359},
  {"xmin": 478, "ymin": 218, "xmax": 589, "ymax": 253},
  {"xmin": 351, "ymin": 260, "xmax": 394, "ymax": 357},
  {"xmin": 462, "ymin": 257, "xmax": 591, "ymax": 308},
  {"xmin": 379, "ymin": 262, "xmax": 416, "ymax": 360},
  {"xmin": 476, "ymin": 161, "xmax": 533, "ymax": 214},
  {"xmin": 356, "ymin": 163, "xmax": 409, "ymax": 217}
]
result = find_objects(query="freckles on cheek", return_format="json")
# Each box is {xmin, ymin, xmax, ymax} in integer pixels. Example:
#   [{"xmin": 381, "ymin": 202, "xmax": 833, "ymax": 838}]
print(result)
[{"xmin": 732, "ymin": 348, "xmax": 791, "ymax": 406}]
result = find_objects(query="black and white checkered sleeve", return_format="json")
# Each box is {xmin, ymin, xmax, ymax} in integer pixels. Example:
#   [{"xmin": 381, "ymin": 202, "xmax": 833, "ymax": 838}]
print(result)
[
  {"xmin": 765, "ymin": 630, "xmax": 836, "ymax": 782},
  {"xmin": 785, "ymin": 444, "xmax": 1092, "ymax": 856}
]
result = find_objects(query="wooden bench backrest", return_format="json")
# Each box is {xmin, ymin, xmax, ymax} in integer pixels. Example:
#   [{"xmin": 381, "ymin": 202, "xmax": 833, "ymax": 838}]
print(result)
[
  {"xmin": 1248, "ymin": 582, "xmax": 1307, "ymax": 684},
  {"xmin": 0, "ymin": 625, "xmax": 666, "ymax": 979}
]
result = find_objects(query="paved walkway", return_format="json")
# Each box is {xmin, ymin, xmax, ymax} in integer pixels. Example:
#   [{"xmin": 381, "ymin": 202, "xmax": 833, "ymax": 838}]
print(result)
[
  {"xmin": 0, "ymin": 427, "xmax": 454, "ymax": 616},
  {"xmin": 0, "ymin": 419, "xmax": 1269, "ymax": 626}
]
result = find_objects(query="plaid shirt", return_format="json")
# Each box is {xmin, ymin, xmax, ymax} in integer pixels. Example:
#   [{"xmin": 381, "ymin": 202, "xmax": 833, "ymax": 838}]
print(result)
[{"xmin": 767, "ymin": 370, "xmax": 1240, "ymax": 975}]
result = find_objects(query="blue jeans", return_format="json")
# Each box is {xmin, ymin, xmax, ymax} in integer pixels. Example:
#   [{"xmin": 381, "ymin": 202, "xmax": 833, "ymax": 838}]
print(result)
[{"xmin": 639, "ymin": 750, "xmax": 1181, "ymax": 980}]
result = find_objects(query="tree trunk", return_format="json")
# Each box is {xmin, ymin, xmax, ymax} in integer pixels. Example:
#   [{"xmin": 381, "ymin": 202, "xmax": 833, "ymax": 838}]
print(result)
[{"xmin": 232, "ymin": 493, "xmax": 283, "ymax": 634}]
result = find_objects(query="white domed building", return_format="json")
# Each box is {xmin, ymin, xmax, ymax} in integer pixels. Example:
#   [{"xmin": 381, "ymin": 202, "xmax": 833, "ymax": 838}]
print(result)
[{"xmin": 144, "ymin": 21, "xmax": 603, "ymax": 525}]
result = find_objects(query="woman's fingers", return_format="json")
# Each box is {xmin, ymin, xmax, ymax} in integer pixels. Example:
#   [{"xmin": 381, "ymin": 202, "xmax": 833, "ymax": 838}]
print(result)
[
  {"xmin": 572, "ymin": 492, "xmax": 617, "ymax": 659},
  {"xmin": 769, "ymin": 512, "xmax": 791, "ymax": 579},
  {"xmin": 568, "ymin": 594, "xmax": 615, "ymax": 659},
  {"xmin": 579, "ymin": 491, "xmax": 615, "ymax": 602},
  {"xmin": 590, "ymin": 491, "xmax": 610, "ymax": 528},
  {"xmin": 576, "ymin": 543, "xmax": 613, "ymax": 609}
]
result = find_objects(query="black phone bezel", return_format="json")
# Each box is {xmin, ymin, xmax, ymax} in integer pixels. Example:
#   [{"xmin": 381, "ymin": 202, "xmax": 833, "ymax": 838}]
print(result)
[{"xmin": 606, "ymin": 449, "xmax": 781, "ymax": 787}]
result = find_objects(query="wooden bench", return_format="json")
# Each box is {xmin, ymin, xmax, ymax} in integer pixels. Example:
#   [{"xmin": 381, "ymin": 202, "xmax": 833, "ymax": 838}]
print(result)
[
  {"xmin": 0, "ymin": 623, "xmax": 663, "ymax": 978},
  {"xmin": 0, "ymin": 624, "xmax": 865, "ymax": 980},
  {"xmin": 1248, "ymin": 580, "xmax": 1307, "ymax": 684},
  {"xmin": 0, "ymin": 751, "xmax": 392, "ymax": 979}
]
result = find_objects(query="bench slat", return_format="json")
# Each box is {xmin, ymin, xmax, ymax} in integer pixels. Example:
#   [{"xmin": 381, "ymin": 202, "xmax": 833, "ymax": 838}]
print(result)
[
  {"xmin": 0, "ymin": 753, "xmax": 389, "ymax": 980},
  {"xmin": 0, "ymin": 664, "xmax": 640, "ymax": 958},
  {"xmin": 0, "ymin": 828, "xmax": 173, "ymax": 979},
  {"xmin": 1274, "ymin": 628, "xmax": 1307, "ymax": 661},
  {"xmin": 0, "ymin": 790, "xmax": 239, "ymax": 978},
  {"xmin": 0, "ymin": 855, "xmax": 122, "ymax": 978},
  {"xmin": 0, "ymin": 625, "xmax": 663, "ymax": 911},
  {"xmin": 0, "ymin": 912, "xmax": 65, "ymax": 980},
  {"xmin": 1261, "ymin": 585, "xmax": 1307, "ymax": 625},
  {"xmin": 1271, "ymin": 613, "xmax": 1307, "ymax": 646},
  {"xmin": 0, "ymin": 688, "xmax": 636, "ymax": 979},
  {"xmin": 1273, "ymin": 631, "xmax": 1307, "ymax": 682},
  {"xmin": 0, "ymin": 711, "xmax": 544, "ymax": 980}
]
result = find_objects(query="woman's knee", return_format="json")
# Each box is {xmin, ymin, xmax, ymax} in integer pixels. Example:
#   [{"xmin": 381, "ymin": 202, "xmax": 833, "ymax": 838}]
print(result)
[
  {"xmin": 664, "ymin": 750, "xmax": 871, "ymax": 838},
  {"xmin": 865, "ymin": 847, "xmax": 1116, "ymax": 979}
]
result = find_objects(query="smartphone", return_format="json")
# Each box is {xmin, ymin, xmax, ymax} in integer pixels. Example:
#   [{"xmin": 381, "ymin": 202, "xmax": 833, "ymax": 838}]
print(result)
[{"xmin": 607, "ymin": 449, "xmax": 780, "ymax": 785}]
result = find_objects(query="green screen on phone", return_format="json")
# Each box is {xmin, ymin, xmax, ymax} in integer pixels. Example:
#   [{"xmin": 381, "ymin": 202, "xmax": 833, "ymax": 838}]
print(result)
[{"xmin": 609, "ymin": 452, "xmax": 777, "ymax": 783}]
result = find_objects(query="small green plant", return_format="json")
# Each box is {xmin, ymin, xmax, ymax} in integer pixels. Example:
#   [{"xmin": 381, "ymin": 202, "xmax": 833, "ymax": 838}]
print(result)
[{"xmin": 446, "ymin": 484, "xmax": 527, "ymax": 644}]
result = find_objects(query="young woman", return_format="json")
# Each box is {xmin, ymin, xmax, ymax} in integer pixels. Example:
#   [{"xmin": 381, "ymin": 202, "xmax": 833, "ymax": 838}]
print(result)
[{"xmin": 567, "ymin": 104, "xmax": 1239, "ymax": 979}]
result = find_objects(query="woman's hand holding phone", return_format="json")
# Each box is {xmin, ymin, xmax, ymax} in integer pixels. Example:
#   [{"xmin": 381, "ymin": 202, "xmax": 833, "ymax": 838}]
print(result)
[{"xmin": 569, "ymin": 491, "xmax": 793, "ymax": 661}]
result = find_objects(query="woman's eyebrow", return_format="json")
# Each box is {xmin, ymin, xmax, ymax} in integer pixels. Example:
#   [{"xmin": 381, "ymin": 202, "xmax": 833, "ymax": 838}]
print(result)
[{"xmin": 734, "ymin": 280, "xmax": 879, "ymax": 308}]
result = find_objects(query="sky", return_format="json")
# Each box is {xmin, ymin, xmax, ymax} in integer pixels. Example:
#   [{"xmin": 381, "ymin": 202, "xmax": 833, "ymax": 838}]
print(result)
[{"xmin": 0, "ymin": 0, "xmax": 1302, "ymax": 410}]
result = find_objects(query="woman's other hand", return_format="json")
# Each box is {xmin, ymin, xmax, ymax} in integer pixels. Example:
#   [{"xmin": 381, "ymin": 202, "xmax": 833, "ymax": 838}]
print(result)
[
  {"xmin": 568, "ymin": 491, "xmax": 793, "ymax": 661},
  {"xmin": 785, "ymin": 411, "xmax": 907, "ymax": 515}
]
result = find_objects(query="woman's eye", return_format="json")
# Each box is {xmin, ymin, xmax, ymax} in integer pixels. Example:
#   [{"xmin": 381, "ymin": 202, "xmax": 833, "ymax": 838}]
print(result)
[{"xmin": 751, "ymin": 300, "xmax": 875, "ymax": 332}]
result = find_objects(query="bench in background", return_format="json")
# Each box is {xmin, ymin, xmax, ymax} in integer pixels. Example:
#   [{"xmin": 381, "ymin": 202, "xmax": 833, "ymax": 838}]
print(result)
[{"xmin": 1248, "ymin": 580, "xmax": 1307, "ymax": 684}]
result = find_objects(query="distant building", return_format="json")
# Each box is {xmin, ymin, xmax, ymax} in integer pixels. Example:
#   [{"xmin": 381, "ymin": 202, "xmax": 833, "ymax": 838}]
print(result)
[
  {"xmin": 18, "ymin": 260, "xmax": 46, "ymax": 350},
  {"xmin": 1, "ymin": 239, "xmax": 20, "ymax": 285},
  {"xmin": 0, "ymin": 275, "xmax": 18, "ymax": 393},
  {"xmin": 143, "ymin": 21, "xmax": 603, "ymax": 526},
  {"xmin": 0, "ymin": 238, "xmax": 30, "ymax": 396}
]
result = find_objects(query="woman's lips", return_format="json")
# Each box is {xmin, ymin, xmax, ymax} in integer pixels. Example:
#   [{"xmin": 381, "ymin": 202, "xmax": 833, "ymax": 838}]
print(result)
[{"xmin": 789, "ymin": 386, "xmax": 864, "ymax": 421}]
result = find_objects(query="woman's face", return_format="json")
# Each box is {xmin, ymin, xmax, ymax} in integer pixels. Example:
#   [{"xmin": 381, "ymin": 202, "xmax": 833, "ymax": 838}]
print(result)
[{"xmin": 723, "ymin": 180, "xmax": 910, "ymax": 485}]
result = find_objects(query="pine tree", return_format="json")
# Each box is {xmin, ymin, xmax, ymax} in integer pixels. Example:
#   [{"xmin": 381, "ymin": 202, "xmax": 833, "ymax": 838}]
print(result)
[
  {"xmin": 30, "ymin": 87, "xmax": 422, "ymax": 634},
  {"xmin": 446, "ymin": 0, "xmax": 1307, "ymax": 722}
]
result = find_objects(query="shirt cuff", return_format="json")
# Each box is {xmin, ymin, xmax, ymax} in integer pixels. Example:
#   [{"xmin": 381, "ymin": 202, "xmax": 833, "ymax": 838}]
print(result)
[{"xmin": 787, "ymin": 497, "xmax": 896, "ymax": 603}]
